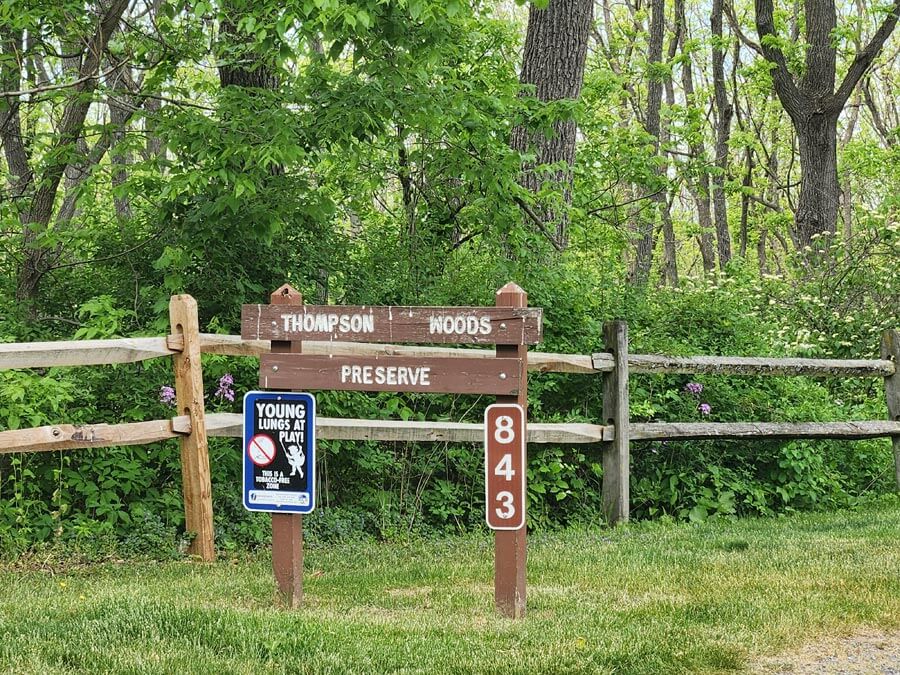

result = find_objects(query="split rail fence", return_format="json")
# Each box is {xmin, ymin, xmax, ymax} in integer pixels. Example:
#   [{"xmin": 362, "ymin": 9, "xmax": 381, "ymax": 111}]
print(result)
[{"xmin": 1, "ymin": 296, "xmax": 898, "ymax": 560}]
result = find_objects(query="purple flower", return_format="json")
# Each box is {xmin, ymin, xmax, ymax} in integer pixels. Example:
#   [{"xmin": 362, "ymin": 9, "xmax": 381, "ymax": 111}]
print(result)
[
  {"xmin": 684, "ymin": 382, "xmax": 703, "ymax": 396},
  {"xmin": 215, "ymin": 373, "xmax": 235, "ymax": 402},
  {"xmin": 159, "ymin": 385, "xmax": 176, "ymax": 406},
  {"xmin": 698, "ymin": 403, "xmax": 711, "ymax": 415}
]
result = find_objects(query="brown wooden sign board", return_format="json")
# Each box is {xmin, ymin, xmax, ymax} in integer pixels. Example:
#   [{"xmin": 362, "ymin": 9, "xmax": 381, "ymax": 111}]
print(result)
[
  {"xmin": 260, "ymin": 354, "xmax": 523, "ymax": 396},
  {"xmin": 242, "ymin": 305, "xmax": 543, "ymax": 345}
]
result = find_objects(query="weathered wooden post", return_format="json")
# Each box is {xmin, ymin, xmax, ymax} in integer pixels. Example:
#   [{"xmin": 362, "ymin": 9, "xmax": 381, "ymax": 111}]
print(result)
[
  {"xmin": 881, "ymin": 329, "xmax": 900, "ymax": 491},
  {"xmin": 602, "ymin": 320, "xmax": 630, "ymax": 524},
  {"xmin": 494, "ymin": 282, "xmax": 528, "ymax": 618},
  {"xmin": 168, "ymin": 294, "xmax": 215, "ymax": 560},
  {"xmin": 269, "ymin": 283, "xmax": 305, "ymax": 608}
]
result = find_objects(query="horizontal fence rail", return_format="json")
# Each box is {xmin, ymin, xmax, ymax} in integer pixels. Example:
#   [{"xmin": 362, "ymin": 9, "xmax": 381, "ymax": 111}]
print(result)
[
  {"xmin": 0, "ymin": 337, "xmax": 176, "ymax": 370},
  {"xmin": 5, "ymin": 417, "xmax": 900, "ymax": 455},
  {"xmin": 2, "ymin": 304, "xmax": 898, "ymax": 542},
  {"xmin": 6, "ymin": 334, "xmax": 894, "ymax": 378},
  {"xmin": 604, "ymin": 353, "xmax": 896, "ymax": 377},
  {"xmin": 0, "ymin": 419, "xmax": 184, "ymax": 453},
  {"xmin": 629, "ymin": 421, "xmax": 900, "ymax": 441}
]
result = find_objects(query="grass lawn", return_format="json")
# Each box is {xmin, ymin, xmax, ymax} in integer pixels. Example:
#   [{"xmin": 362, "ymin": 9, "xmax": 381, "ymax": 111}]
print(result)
[{"xmin": 2, "ymin": 499, "xmax": 899, "ymax": 674}]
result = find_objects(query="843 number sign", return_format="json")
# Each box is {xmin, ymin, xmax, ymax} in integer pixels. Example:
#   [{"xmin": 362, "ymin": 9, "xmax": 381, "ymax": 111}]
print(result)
[{"xmin": 484, "ymin": 404, "xmax": 526, "ymax": 530}]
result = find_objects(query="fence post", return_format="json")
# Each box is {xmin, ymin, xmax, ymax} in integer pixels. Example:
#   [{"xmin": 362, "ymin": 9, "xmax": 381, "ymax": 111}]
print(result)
[
  {"xmin": 269, "ymin": 283, "xmax": 305, "ymax": 608},
  {"xmin": 169, "ymin": 295, "xmax": 215, "ymax": 560},
  {"xmin": 602, "ymin": 321, "xmax": 630, "ymax": 524},
  {"xmin": 881, "ymin": 330, "xmax": 900, "ymax": 492},
  {"xmin": 494, "ymin": 282, "xmax": 528, "ymax": 619}
]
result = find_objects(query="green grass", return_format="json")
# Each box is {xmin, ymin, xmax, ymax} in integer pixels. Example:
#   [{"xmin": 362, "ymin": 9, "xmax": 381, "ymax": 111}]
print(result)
[{"xmin": 2, "ymin": 500, "xmax": 899, "ymax": 674}]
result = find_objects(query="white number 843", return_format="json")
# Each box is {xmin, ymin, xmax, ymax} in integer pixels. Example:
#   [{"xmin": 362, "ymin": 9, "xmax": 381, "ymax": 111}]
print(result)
[{"xmin": 485, "ymin": 405, "xmax": 525, "ymax": 529}]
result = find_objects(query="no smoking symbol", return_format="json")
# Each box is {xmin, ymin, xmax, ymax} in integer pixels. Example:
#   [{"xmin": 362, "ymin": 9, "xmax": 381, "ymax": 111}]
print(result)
[{"xmin": 248, "ymin": 434, "xmax": 276, "ymax": 467}]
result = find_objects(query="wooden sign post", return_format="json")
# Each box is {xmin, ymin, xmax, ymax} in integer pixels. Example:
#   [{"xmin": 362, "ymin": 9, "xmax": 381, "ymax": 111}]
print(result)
[
  {"xmin": 269, "ymin": 284, "xmax": 304, "ymax": 608},
  {"xmin": 243, "ymin": 283, "xmax": 541, "ymax": 616},
  {"xmin": 493, "ymin": 282, "xmax": 528, "ymax": 618}
]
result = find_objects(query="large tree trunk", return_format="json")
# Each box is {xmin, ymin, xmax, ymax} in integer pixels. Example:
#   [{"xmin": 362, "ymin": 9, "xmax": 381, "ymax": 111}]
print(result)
[
  {"xmin": 509, "ymin": 0, "xmax": 593, "ymax": 250},
  {"xmin": 218, "ymin": 1, "xmax": 278, "ymax": 90},
  {"xmin": 794, "ymin": 111, "xmax": 840, "ymax": 247}
]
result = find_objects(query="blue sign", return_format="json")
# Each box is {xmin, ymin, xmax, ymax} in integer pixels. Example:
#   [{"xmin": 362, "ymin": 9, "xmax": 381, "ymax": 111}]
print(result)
[{"xmin": 243, "ymin": 391, "xmax": 316, "ymax": 514}]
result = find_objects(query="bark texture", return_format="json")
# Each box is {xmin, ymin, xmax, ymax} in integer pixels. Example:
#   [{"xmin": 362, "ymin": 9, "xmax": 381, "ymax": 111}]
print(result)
[
  {"xmin": 711, "ymin": 0, "xmax": 733, "ymax": 267},
  {"xmin": 218, "ymin": 0, "xmax": 278, "ymax": 90},
  {"xmin": 509, "ymin": 0, "xmax": 593, "ymax": 250}
]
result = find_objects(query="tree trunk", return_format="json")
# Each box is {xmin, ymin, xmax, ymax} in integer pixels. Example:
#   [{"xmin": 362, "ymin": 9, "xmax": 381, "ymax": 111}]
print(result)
[
  {"xmin": 659, "ymin": 17, "xmax": 680, "ymax": 287},
  {"xmin": 4, "ymin": 0, "xmax": 131, "ymax": 303},
  {"xmin": 840, "ymin": 88, "xmax": 861, "ymax": 244},
  {"xmin": 757, "ymin": 227, "xmax": 768, "ymax": 274},
  {"xmin": 795, "ymin": 111, "xmax": 840, "ymax": 247},
  {"xmin": 218, "ymin": 0, "xmax": 278, "ymax": 91},
  {"xmin": 510, "ymin": 0, "xmax": 593, "ymax": 250},
  {"xmin": 630, "ymin": 0, "xmax": 665, "ymax": 285},
  {"xmin": 142, "ymin": 97, "xmax": 163, "ymax": 160},
  {"xmin": 755, "ymin": 0, "xmax": 900, "ymax": 251},
  {"xmin": 739, "ymin": 148, "xmax": 753, "ymax": 258},
  {"xmin": 659, "ymin": 193, "xmax": 678, "ymax": 286},
  {"xmin": 676, "ymin": 0, "xmax": 715, "ymax": 273},
  {"xmin": 108, "ymin": 60, "xmax": 133, "ymax": 221},
  {"xmin": 711, "ymin": 0, "xmax": 732, "ymax": 268}
]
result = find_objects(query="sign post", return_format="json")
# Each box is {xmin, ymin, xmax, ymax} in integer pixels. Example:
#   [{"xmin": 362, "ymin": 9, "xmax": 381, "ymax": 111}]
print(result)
[
  {"xmin": 493, "ymin": 282, "xmax": 529, "ymax": 619},
  {"xmin": 269, "ymin": 284, "xmax": 306, "ymax": 608}
]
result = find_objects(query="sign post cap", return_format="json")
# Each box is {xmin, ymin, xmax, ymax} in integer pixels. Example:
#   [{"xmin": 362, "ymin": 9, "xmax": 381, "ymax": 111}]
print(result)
[
  {"xmin": 496, "ymin": 282, "xmax": 527, "ymax": 308},
  {"xmin": 271, "ymin": 284, "xmax": 303, "ymax": 303},
  {"xmin": 496, "ymin": 282, "xmax": 525, "ymax": 296}
]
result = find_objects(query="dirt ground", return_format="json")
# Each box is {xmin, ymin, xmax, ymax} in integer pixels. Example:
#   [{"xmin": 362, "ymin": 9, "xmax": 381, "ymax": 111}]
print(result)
[{"xmin": 752, "ymin": 629, "xmax": 900, "ymax": 674}]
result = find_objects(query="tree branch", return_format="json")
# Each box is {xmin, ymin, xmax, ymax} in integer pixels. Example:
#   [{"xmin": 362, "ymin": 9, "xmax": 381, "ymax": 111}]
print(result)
[
  {"xmin": 41, "ymin": 224, "xmax": 167, "ymax": 278},
  {"xmin": 830, "ymin": 0, "xmax": 900, "ymax": 111},
  {"xmin": 724, "ymin": 0, "xmax": 762, "ymax": 54},
  {"xmin": 747, "ymin": 192, "xmax": 782, "ymax": 211},
  {"xmin": 1, "ymin": 28, "xmax": 32, "ymax": 195},
  {"xmin": 754, "ymin": 0, "xmax": 806, "ymax": 119},
  {"xmin": 862, "ymin": 77, "xmax": 894, "ymax": 146},
  {"xmin": 513, "ymin": 195, "xmax": 565, "ymax": 251},
  {"xmin": 0, "ymin": 63, "xmax": 124, "ymax": 98}
]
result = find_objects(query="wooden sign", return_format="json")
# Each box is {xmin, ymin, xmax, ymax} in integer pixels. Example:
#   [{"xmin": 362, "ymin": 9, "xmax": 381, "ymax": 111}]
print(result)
[
  {"xmin": 242, "ymin": 305, "xmax": 543, "ymax": 345},
  {"xmin": 260, "ymin": 354, "xmax": 523, "ymax": 396},
  {"xmin": 485, "ymin": 404, "xmax": 526, "ymax": 531}
]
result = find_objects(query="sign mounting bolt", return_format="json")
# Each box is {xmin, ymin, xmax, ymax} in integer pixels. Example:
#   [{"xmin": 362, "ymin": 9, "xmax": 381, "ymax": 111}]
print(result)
[
  {"xmin": 499, "ymin": 372, "xmax": 507, "ymax": 380},
  {"xmin": 272, "ymin": 365, "xmax": 279, "ymax": 372},
  {"xmin": 500, "ymin": 322, "xmax": 507, "ymax": 330}
]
